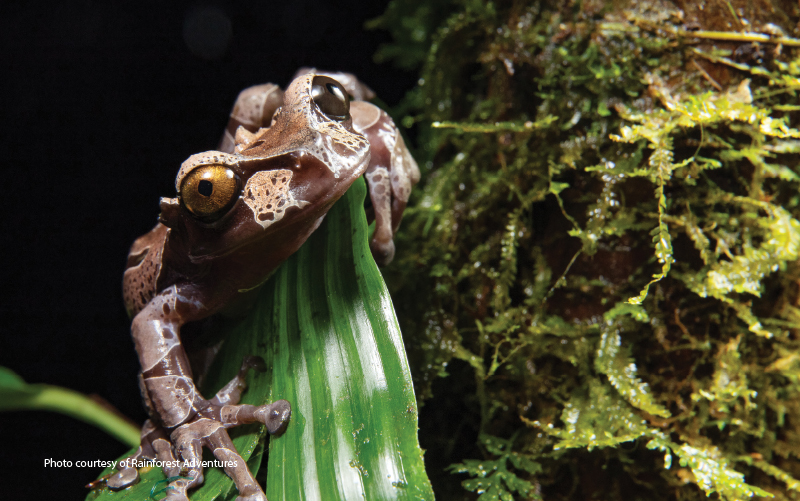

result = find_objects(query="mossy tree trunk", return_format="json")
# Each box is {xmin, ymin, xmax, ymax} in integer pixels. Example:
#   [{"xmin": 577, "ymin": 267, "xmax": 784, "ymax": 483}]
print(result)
[{"xmin": 373, "ymin": 0, "xmax": 800, "ymax": 499}]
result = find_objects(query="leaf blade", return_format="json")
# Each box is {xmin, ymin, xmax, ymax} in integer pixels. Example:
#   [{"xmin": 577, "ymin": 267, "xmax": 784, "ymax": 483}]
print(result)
[
  {"xmin": 264, "ymin": 177, "xmax": 433, "ymax": 500},
  {"xmin": 87, "ymin": 178, "xmax": 432, "ymax": 500}
]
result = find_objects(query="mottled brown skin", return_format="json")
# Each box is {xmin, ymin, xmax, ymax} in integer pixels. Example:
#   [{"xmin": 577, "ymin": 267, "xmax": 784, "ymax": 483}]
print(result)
[{"xmin": 109, "ymin": 71, "xmax": 419, "ymax": 501}]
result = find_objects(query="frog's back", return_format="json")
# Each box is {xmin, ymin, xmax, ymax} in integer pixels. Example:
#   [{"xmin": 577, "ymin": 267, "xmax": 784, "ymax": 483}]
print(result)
[{"xmin": 122, "ymin": 223, "xmax": 169, "ymax": 318}]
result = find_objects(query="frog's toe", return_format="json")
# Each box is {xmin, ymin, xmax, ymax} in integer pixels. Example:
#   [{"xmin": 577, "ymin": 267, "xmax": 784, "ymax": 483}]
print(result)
[
  {"xmin": 369, "ymin": 237, "xmax": 395, "ymax": 266},
  {"xmin": 235, "ymin": 493, "xmax": 268, "ymax": 501},
  {"xmin": 160, "ymin": 474, "xmax": 202, "ymax": 501},
  {"xmin": 107, "ymin": 467, "xmax": 139, "ymax": 490},
  {"xmin": 241, "ymin": 355, "xmax": 266, "ymax": 373},
  {"xmin": 256, "ymin": 399, "xmax": 291, "ymax": 435},
  {"xmin": 163, "ymin": 489, "xmax": 191, "ymax": 501}
]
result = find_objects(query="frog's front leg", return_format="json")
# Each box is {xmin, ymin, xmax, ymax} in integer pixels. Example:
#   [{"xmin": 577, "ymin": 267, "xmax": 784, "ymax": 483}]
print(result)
[
  {"xmin": 351, "ymin": 101, "xmax": 420, "ymax": 265},
  {"xmin": 109, "ymin": 357, "xmax": 287, "ymax": 497},
  {"xmin": 126, "ymin": 287, "xmax": 289, "ymax": 500},
  {"xmin": 108, "ymin": 357, "xmax": 267, "ymax": 490}
]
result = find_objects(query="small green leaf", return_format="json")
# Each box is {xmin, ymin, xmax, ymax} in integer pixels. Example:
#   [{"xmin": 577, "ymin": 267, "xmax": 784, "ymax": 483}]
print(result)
[
  {"xmin": 595, "ymin": 329, "xmax": 671, "ymax": 418},
  {"xmin": 544, "ymin": 380, "xmax": 650, "ymax": 450},
  {"xmin": 647, "ymin": 435, "xmax": 773, "ymax": 500},
  {"xmin": 549, "ymin": 181, "xmax": 569, "ymax": 195},
  {"xmin": 0, "ymin": 366, "xmax": 140, "ymax": 448},
  {"xmin": 749, "ymin": 459, "xmax": 800, "ymax": 493},
  {"xmin": 604, "ymin": 302, "xmax": 650, "ymax": 323},
  {"xmin": 0, "ymin": 366, "xmax": 36, "ymax": 395},
  {"xmin": 450, "ymin": 435, "xmax": 541, "ymax": 501}
]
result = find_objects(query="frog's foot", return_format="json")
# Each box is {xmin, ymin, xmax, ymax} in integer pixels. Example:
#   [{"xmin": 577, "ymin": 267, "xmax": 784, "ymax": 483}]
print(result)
[
  {"xmin": 219, "ymin": 83, "xmax": 284, "ymax": 153},
  {"xmin": 107, "ymin": 420, "xmax": 179, "ymax": 490},
  {"xmin": 161, "ymin": 476, "xmax": 203, "ymax": 501},
  {"xmin": 214, "ymin": 399, "xmax": 292, "ymax": 436},
  {"xmin": 207, "ymin": 426, "xmax": 267, "ymax": 501},
  {"xmin": 163, "ymin": 420, "xmax": 212, "ymax": 501},
  {"xmin": 103, "ymin": 467, "xmax": 138, "ymax": 490},
  {"xmin": 206, "ymin": 357, "xmax": 290, "ymax": 434},
  {"xmin": 157, "ymin": 400, "xmax": 290, "ymax": 499},
  {"xmin": 256, "ymin": 399, "xmax": 291, "ymax": 435},
  {"xmin": 210, "ymin": 356, "xmax": 266, "ymax": 407},
  {"xmin": 167, "ymin": 418, "xmax": 267, "ymax": 501}
]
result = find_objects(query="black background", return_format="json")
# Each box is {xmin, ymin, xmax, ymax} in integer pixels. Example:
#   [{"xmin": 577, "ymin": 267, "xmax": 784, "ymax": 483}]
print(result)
[{"xmin": 0, "ymin": 1, "xmax": 414, "ymax": 497}]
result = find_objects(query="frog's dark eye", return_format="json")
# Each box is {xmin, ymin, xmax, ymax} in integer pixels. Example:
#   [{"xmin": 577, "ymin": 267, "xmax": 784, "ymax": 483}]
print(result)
[
  {"xmin": 180, "ymin": 165, "xmax": 240, "ymax": 223},
  {"xmin": 311, "ymin": 76, "xmax": 350, "ymax": 121}
]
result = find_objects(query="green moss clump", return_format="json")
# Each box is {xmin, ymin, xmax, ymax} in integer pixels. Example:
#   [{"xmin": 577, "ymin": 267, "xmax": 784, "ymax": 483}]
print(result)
[{"xmin": 372, "ymin": 0, "xmax": 800, "ymax": 498}]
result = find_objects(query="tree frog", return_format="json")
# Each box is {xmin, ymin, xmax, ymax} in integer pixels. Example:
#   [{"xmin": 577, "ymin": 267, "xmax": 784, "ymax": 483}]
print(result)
[{"xmin": 106, "ymin": 71, "xmax": 419, "ymax": 501}]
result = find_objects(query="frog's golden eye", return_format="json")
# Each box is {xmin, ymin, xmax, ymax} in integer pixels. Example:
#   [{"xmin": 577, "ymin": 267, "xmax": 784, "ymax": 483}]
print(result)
[
  {"xmin": 180, "ymin": 165, "xmax": 240, "ymax": 223},
  {"xmin": 311, "ymin": 76, "xmax": 350, "ymax": 121}
]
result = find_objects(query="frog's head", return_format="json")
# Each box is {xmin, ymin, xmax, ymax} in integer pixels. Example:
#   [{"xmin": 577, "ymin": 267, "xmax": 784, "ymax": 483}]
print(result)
[{"xmin": 159, "ymin": 73, "xmax": 370, "ymax": 259}]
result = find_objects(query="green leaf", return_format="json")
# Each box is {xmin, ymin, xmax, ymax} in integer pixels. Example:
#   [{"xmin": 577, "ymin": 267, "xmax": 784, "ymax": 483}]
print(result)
[
  {"xmin": 0, "ymin": 365, "xmax": 36, "ymax": 395},
  {"xmin": 431, "ymin": 116, "xmax": 557, "ymax": 133},
  {"xmin": 262, "ymin": 177, "xmax": 433, "ymax": 500},
  {"xmin": 691, "ymin": 336, "xmax": 757, "ymax": 414},
  {"xmin": 595, "ymin": 329, "xmax": 671, "ymax": 418},
  {"xmin": 704, "ymin": 198, "xmax": 800, "ymax": 298},
  {"xmin": 603, "ymin": 302, "xmax": 650, "ymax": 323},
  {"xmin": 647, "ymin": 434, "xmax": 773, "ymax": 500},
  {"xmin": 87, "ymin": 178, "xmax": 433, "ymax": 500},
  {"xmin": 87, "ymin": 440, "xmax": 265, "ymax": 501},
  {"xmin": 0, "ymin": 366, "xmax": 140, "ymax": 448},
  {"xmin": 748, "ymin": 459, "xmax": 800, "ymax": 493},
  {"xmin": 544, "ymin": 379, "xmax": 650, "ymax": 450},
  {"xmin": 449, "ymin": 435, "xmax": 541, "ymax": 501}
]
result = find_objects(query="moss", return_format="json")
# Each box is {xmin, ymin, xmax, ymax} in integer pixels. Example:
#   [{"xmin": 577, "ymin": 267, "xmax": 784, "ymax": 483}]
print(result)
[{"xmin": 374, "ymin": 0, "xmax": 800, "ymax": 498}]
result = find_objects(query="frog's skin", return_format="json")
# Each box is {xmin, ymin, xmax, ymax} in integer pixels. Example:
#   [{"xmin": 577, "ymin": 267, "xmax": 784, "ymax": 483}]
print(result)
[{"xmin": 107, "ymin": 71, "xmax": 419, "ymax": 501}]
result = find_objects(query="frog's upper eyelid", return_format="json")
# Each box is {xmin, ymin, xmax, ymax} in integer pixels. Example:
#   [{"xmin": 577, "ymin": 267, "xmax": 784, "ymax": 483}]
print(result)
[
  {"xmin": 175, "ymin": 151, "xmax": 240, "ymax": 192},
  {"xmin": 242, "ymin": 140, "xmax": 265, "ymax": 152}
]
